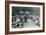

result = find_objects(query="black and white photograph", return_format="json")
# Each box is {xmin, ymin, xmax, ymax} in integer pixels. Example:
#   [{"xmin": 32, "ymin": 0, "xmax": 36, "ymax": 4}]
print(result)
[{"xmin": 12, "ymin": 7, "xmax": 40, "ymax": 28}]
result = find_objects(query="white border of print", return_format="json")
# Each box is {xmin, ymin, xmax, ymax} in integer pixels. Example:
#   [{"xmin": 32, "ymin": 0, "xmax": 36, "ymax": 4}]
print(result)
[{"xmin": 9, "ymin": 4, "xmax": 43, "ymax": 32}]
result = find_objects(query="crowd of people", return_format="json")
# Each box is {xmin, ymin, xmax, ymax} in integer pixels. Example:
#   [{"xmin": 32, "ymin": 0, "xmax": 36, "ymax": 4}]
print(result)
[{"xmin": 12, "ymin": 15, "xmax": 40, "ymax": 28}]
